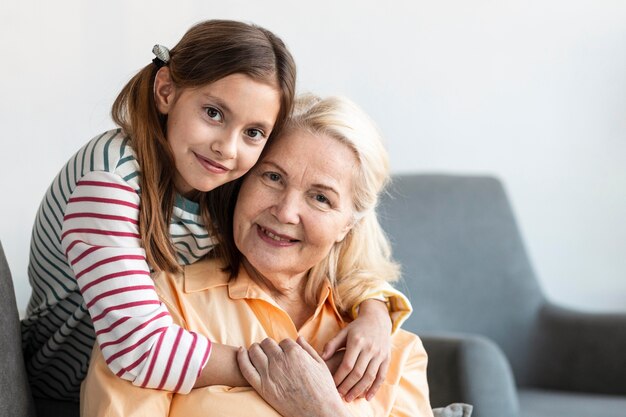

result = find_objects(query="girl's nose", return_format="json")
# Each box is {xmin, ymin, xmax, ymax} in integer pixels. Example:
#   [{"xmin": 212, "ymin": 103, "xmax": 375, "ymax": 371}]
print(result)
[{"xmin": 210, "ymin": 131, "xmax": 238, "ymax": 160}]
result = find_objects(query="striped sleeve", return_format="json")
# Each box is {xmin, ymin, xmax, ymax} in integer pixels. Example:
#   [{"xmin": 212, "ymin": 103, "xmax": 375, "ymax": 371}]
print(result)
[{"xmin": 61, "ymin": 170, "xmax": 211, "ymax": 393}]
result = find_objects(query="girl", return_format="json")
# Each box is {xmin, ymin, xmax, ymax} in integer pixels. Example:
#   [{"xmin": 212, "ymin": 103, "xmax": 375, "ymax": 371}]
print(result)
[{"xmin": 21, "ymin": 19, "xmax": 411, "ymax": 402}]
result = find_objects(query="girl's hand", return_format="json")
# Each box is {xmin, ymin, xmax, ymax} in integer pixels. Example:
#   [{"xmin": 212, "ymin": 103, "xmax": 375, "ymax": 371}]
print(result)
[
  {"xmin": 322, "ymin": 299, "xmax": 392, "ymax": 401},
  {"xmin": 237, "ymin": 337, "xmax": 350, "ymax": 417}
]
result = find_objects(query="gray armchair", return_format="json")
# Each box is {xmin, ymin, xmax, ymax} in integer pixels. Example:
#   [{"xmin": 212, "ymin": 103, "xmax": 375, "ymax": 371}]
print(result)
[
  {"xmin": 379, "ymin": 174, "xmax": 626, "ymax": 417},
  {"xmin": 0, "ymin": 242, "xmax": 78, "ymax": 417}
]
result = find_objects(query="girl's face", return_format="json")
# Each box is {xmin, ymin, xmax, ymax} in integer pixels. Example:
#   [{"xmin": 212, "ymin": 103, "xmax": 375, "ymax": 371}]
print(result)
[{"xmin": 154, "ymin": 69, "xmax": 281, "ymax": 197}]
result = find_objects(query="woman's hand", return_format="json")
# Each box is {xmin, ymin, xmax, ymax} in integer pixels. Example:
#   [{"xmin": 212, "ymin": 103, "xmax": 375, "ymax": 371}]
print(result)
[
  {"xmin": 237, "ymin": 337, "xmax": 350, "ymax": 417},
  {"xmin": 322, "ymin": 298, "xmax": 392, "ymax": 401}
]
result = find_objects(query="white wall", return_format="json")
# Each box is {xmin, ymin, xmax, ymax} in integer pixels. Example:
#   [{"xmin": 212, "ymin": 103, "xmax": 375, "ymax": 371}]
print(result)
[{"xmin": 1, "ymin": 0, "xmax": 625, "ymax": 316}]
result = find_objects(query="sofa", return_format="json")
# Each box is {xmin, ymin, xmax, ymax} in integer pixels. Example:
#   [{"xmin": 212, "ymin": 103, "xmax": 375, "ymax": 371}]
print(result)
[{"xmin": 378, "ymin": 174, "xmax": 626, "ymax": 417}]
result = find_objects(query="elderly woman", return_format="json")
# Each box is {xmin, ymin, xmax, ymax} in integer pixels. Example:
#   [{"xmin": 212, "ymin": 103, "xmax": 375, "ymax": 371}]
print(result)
[{"xmin": 81, "ymin": 95, "xmax": 432, "ymax": 417}]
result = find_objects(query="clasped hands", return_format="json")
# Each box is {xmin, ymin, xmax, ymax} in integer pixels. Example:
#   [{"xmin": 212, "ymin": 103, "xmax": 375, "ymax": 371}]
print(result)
[{"xmin": 236, "ymin": 300, "xmax": 392, "ymax": 417}]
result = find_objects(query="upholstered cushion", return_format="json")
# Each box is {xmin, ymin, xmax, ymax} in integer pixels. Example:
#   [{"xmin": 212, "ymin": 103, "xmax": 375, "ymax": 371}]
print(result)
[
  {"xmin": 433, "ymin": 403, "xmax": 473, "ymax": 417},
  {"xmin": 519, "ymin": 388, "xmax": 626, "ymax": 417},
  {"xmin": 0, "ymin": 242, "xmax": 36, "ymax": 417}
]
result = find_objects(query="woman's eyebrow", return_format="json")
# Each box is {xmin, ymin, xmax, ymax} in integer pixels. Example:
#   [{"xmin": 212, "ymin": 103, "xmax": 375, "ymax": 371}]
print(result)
[{"xmin": 259, "ymin": 160, "xmax": 287, "ymax": 175}]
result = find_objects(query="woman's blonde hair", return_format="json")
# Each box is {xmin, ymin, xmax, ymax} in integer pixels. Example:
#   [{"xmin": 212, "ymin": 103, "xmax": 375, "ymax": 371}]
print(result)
[
  {"xmin": 221, "ymin": 94, "xmax": 399, "ymax": 315},
  {"xmin": 111, "ymin": 20, "xmax": 296, "ymax": 273},
  {"xmin": 290, "ymin": 94, "xmax": 400, "ymax": 314}
]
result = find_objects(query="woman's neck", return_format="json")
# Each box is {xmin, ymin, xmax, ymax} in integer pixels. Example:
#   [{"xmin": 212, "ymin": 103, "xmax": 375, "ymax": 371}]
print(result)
[{"xmin": 242, "ymin": 259, "xmax": 315, "ymax": 329}]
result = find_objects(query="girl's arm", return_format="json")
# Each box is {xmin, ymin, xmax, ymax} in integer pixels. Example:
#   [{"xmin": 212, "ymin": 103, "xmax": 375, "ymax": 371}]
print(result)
[
  {"xmin": 322, "ymin": 284, "xmax": 412, "ymax": 401},
  {"xmin": 63, "ymin": 170, "xmax": 215, "ymax": 393},
  {"xmin": 193, "ymin": 343, "xmax": 248, "ymax": 387}
]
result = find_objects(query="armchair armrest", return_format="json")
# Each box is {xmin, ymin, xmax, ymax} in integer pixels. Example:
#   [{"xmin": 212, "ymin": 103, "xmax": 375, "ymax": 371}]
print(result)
[
  {"xmin": 530, "ymin": 302, "xmax": 626, "ymax": 394},
  {"xmin": 421, "ymin": 332, "xmax": 519, "ymax": 417}
]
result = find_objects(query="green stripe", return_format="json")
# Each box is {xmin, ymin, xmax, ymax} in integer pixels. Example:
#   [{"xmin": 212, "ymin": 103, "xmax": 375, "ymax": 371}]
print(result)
[
  {"xmin": 119, "ymin": 134, "xmax": 130, "ymax": 163},
  {"xmin": 64, "ymin": 156, "xmax": 72, "ymax": 196},
  {"xmin": 170, "ymin": 232, "xmax": 210, "ymax": 239},
  {"xmin": 33, "ymin": 220, "xmax": 68, "ymax": 267},
  {"xmin": 178, "ymin": 252, "xmax": 190, "ymax": 265},
  {"xmin": 40, "ymin": 203, "xmax": 62, "ymax": 241},
  {"xmin": 123, "ymin": 171, "xmax": 139, "ymax": 182},
  {"xmin": 55, "ymin": 172, "xmax": 67, "ymax": 203},
  {"xmin": 89, "ymin": 131, "xmax": 110, "ymax": 172},
  {"xmin": 32, "ymin": 236, "xmax": 75, "ymax": 284},
  {"xmin": 103, "ymin": 131, "xmax": 118, "ymax": 171},
  {"xmin": 173, "ymin": 236, "xmax": 212, "ymax": 253},
  {"xmin": 45, "ymin": 190, "xmax": 64, "ymax": 232},
  {"xmin": 174, "ymin": 241, "xmax": 203, "ymax": 261}
]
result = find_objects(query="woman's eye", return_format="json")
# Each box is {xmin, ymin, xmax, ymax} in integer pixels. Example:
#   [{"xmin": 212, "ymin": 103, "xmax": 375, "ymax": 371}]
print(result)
[
  {"xmin": 205, "ymin": 107, "xmax": 223, "ymax": 122},
  {"xmin": 314, "ymin": 194, "xmax": 330, "ymax": 205},
  {"xmin": 264, "ymin": 172, "xmax": 281, "ymax": 182}
]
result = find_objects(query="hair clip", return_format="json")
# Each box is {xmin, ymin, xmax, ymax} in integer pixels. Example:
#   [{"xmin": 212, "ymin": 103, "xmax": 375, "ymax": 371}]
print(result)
[{"xmin": 152, "ymin": 44, "xmax": 170, "ymax": 68}]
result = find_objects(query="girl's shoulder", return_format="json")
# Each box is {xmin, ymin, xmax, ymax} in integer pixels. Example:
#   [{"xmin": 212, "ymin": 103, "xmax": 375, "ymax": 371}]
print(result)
[{"xmin": 74, "ymin": 128, "xmax": 140, "ymax": 188}]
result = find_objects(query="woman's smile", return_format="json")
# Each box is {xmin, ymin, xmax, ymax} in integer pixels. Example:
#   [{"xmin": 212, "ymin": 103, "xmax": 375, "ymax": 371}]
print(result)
[{"xmin": 256, "ymin": 224, "xmax": 299, "ymax": 246}]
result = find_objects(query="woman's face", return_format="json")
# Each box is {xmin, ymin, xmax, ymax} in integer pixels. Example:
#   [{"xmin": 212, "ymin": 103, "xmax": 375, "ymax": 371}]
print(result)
[
  {"xmin": 233, "ymin": 129, "xmax": 357, "ymax": 281},
  {"xmin": 154, "ymin": 70, "xmax": 281, "ymax": 197}
]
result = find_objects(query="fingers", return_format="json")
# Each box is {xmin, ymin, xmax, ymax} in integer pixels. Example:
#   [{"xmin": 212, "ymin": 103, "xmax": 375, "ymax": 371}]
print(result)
[
  {"xmin": 365, "ymin": 356, "xmax": 390, "ymax": 400},
  {"xmin": 322, "ymin": 327, "xmax": 348, "ymax": 360},
  {"xmin": 296, "ymin": 336, "xmax": 325, "ymax": 364},
  {"xmin": 338, "ymin": 351, "xmax": 381, "ymax": 401},
  {"xmin": 248, "ymin": 342, "xmax": 270, "ymax": 378},
  {"xmin": 236, "ymin": 346, "xmax": 262, "ymax": 389},
  {"xmin": 332, "ymin": 340, "xmax": 360, "ymax": 387},
  {"xmin": 261, "ymin": 337, "xmax": 284, "ymax": 358}
]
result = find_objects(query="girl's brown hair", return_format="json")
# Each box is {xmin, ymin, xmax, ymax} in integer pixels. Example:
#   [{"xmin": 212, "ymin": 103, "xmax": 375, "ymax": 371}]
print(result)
[{"xmin": 111, "ymin": 20, "xmax": 296, "ymax": 272}]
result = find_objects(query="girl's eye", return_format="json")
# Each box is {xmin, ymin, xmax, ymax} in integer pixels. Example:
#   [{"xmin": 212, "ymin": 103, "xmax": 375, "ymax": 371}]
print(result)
[
  {"xmin": 246, "ymin": 129, "xmax": 266, "ymax": 141},
  {"xmin": 205, "ymin": 107, "xmax": 223, "ymax": 122}
]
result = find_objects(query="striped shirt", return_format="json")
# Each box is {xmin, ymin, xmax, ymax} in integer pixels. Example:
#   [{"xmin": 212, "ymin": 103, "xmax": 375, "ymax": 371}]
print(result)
[{"xmin": 21, "ymin": 129, "xmax": 214, "ymax": 400}]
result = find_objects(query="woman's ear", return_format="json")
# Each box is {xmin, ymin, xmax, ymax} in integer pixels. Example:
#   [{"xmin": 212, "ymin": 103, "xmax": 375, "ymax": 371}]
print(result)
[
  {"xmin": 154, "ymin": 67, "xmax": 176, "ymax": 114},
  {"xmin": 335, "ymin": 221, "xmax": 354, "ymax": 243}
]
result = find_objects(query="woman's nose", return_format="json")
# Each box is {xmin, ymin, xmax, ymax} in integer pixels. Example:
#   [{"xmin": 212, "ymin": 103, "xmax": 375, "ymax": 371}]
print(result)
[
  {"xmin": 210, "ymin": 131, "xmax": 238, "ymax": 160},
  {"xmin": 272, "ymin": 192, "xmax": 301, "ymax": 225}
]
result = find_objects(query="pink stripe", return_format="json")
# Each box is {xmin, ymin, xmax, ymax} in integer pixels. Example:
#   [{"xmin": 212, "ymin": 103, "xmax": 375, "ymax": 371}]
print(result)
[
  {"xmin": 70, "ymin": 245, "xmax": 99, "ymax": 266},
  {"xmin": 64, "ymin": 239, "xmax": 85, "ymax": 254},
  {"xmin": 87, "ymin": 285, "xmax": 155, "ymax": 309},
  {"xmin": 82, "ymin": 270, "xmax": 150, "ymax": 293},
  {"xmin": 96, "ymin": 316, "xmax": 131, "ymax": 336},
  {"xmin": 99, "ymin": 311, "xmax": 169, "ymax": 349},
  {"xmin": 117, "ymin": 350, "xmax": 150, "ymax": 376},
  {"xmin": 75, "ymin": 254, "xmax": 145, "ymax": 280},
  {"xmin": 158, "ymin": 328, "xmax": 184, "ymax": 390},
  {"xmin": 140, "ymin": 331, "xmax": 167, "ymax": 388},
  {"xmin": 106, "ymin": 326, "xmax": 167, "ymax": 364},
  {"xmin": 91, "ymin": 300, "xmax": 160, "ymax": 322},
  {"xmin": 64, "ymin": 212, "xmax": 139, "ymax": 225},
  {"xmin": 175, "ymin": 332, "xmax": 198, "ymax": 392},
  {"xmin": 68, "ymin": 196, "xmax": 139, "ymax": 209},
  {"xmin": 61, "ymin": 228, "xmax": 141, "ymax": 242},
  {"xmin": 77, "ymin": 180, "xmax": 135, "ymax": 193}
]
